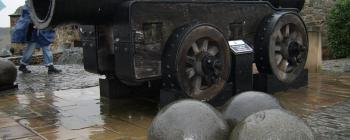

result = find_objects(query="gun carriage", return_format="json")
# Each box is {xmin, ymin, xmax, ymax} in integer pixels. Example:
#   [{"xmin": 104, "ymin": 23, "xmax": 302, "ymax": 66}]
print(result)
[{"xmin": 29, "ymin": 0, "xmax": 308, "ymax": 102}]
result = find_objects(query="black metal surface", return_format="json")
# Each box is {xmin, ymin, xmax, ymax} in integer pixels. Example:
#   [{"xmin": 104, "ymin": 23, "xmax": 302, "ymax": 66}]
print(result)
[
  {"xmin": 99, "ymin": 78, "xmax": 132, "ymax": 98},
  {"xmin": 81, "ymin": 25, "xmax": 115, "ymax": 75},
  {"xmin": 100, "ymin": 77, "xmax": 161, "ymax": 99},
  {"xmin": 162, "ymin": 23, "xmax": 231, "ymax": 101},
  {"xmin": 0, "ymin": 84, "xmax": 18, "ymax": 92},
  {"xmin": 28, "ymin": 0, "xmax": 304, "ymax": 30},
  {"xmin": 29, "ymin": 0, "xmax": 124, "ymax": 29},
  {"xmin": 208, "ymin": 50, "xmax": 254, "ymax": 106},
  {"xmin": 254, "ymin": 12, "xmax": 308, "ymax": 83},
  {"xmin": 128, "ymin": 1, "xmax": 278, "ymax": 82},
  {"xmin": 80, "ymin": 25, "xmax": 99, "ymax": 73},
  {"xmin": 231, "ymin": 52, "xmax": 253, "ymax": 94},
  {"xmin": 280, "ymin": 0, "xmax": 305, "ymax": 11}
]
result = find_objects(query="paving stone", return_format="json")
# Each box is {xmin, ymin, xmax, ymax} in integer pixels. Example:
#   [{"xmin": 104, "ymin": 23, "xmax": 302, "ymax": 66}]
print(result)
[
  {"xmin": 18, "ymin": 117, "xmax": 59, "ymax": 130},
  {"xmin": 59, "ymin": 116, "xmax": 96, "ymax": 130},
  {"xmin": 0, "ymin": 125, "xmax": 36, "ymax": 139},
  {"xmin": 15, "ymin": 136, "xmax": 44, "ymax": 140},
  {"xmin": 0, "ymin": 117, "xmax": 18, "ymax": 128},
  {"xmin": 71, "ymin": 126, "xmax": 125, "ymax": 140},
  {"xmin": 40, "ymin": 127, "xmax": 83, "ymax": 140}
]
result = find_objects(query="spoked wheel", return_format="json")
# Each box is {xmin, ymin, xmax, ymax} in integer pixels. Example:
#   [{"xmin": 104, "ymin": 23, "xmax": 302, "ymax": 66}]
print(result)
[
  {"xmin": 162, "ymin": 23, "xmax": 231, "ymax": 101},
  {"xmin": 255, "ymin": 12, "xmax": 308, "ymax": 83}
]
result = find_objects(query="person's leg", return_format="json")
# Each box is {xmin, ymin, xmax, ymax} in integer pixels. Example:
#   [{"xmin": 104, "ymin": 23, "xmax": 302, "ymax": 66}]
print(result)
[
  {"xmin": 42, "ymin": 45, "xmax": 53, "ymax": 66},
  {"xmin": 42, "ymin": 45, "xmax": 61, "ymax": 74},
  {"xmin": 20, "ymin": 42, "xmax": 36, "ymax": 65},
  {"xmin": 19, "ymin": 42, "xmax": 36, "ymax": 73}
]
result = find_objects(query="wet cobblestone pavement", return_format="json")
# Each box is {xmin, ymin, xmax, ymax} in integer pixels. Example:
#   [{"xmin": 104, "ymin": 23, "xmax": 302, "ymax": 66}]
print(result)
[
  {"xmin": 0, "ymin": 65, "xmax": 350, "ymax": 140},
  {"xmin": 275, "ymin": 73, "xmax": 350, "ymax": 140}
]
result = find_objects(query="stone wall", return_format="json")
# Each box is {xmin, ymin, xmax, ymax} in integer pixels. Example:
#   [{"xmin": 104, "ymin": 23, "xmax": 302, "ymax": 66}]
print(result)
[
  {"xmin": 300, "ymin": 0, "xmax": 336, "ymax": 59},
  {"xmin": 8, "ymin": 52, "xmax": 62, "ymax": 65}
]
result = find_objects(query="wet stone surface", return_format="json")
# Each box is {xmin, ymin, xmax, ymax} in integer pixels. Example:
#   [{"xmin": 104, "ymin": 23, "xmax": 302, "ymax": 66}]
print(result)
[
  {"xmin": 322, "ymin": 58, "xmax": 350, "ymax": 73},
  {"xmin": 2, "ymin": 64, "xmax": 102, "ymax": 95},
  {"xmin": 275, "ymin": 73, "xmax": 350, "ymax": 140},
  {"xmin": 0, "ymin": 65, "xmax": 349, "ymax": 139},
  {"xmin": 305, "ymin": 100, "xmax": 350, "ymax": 140}
]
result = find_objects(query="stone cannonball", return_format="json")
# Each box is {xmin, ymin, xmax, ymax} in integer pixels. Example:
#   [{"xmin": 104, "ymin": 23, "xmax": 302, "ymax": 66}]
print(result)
[
  {"xmin": 230, "ymin": 109, "xmax": 315, "ymax": 140},
  {"xmin": 0, "ymin": 58, "xmax": 17, "ymax": 85},
  {"xmin": 221, "ymin": 91, "xmax": 282, "ymax": 128},
  {"xmin": 148, "ymin": 100, "xmax": 229, "ymax": 140}
]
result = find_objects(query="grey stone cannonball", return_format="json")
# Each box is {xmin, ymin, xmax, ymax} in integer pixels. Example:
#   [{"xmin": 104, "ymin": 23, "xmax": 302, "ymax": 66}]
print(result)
[
  {"xmin": 0, "ymin": 58, "xmax": 17, "ymax": 85},
  {"xmin": 230, "ymin": 109, "xmax": 315, "ymax": 140},
  {"xmin": 148, "ymin": 99, "xmax": 229, "ymax": 140},
  {"xmin": 221, "ymin": 91, "xmax": 282, "ymax": 128}
]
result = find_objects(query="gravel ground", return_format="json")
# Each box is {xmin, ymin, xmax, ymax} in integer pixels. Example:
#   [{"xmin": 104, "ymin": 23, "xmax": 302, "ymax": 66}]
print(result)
[
  {"xmin": 322, "ymin": 58, "xmax": 350, "ymax": 73},
  {"xmin": 2, "ymin": 64, "xmax": 103, "ymax": 95}
]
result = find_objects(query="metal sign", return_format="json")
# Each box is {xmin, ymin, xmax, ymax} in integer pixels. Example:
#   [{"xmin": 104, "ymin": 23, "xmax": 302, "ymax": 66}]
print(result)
[{"xmin": 228, "ymin": 40, "xmax": 253, "ymax": 54}]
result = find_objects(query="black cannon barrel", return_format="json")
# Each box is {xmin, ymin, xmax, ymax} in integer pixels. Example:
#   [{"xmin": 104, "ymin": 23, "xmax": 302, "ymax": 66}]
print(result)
[
  {"xmin": 29, "ymin": 0, "xmax": 305, "ymax": 29},
  {"xmin": 280, "ymin": 0, "xmax": 305, "ymax": 11},
  {"xmin": 29, "ymin": 0, "xmax": 125, "ymax": 29}
]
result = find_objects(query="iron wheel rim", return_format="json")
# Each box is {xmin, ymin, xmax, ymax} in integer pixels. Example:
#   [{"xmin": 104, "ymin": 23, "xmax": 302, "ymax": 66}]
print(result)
[{"xmin": 268, "ymin": 14, "xmax": 308, "ymax": 83}]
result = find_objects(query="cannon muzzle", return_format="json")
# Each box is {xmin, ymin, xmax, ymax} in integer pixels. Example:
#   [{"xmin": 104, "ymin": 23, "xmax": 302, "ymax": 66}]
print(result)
[{"xmin": 29, "ymin": 0, "xmax": 123, "ymax": 29}]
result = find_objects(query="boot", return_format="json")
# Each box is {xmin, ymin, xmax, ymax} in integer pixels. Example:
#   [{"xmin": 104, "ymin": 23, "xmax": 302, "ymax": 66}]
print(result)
[
  {"xmin": 48, "ymin": 65, "xmax": 62, "ymax": 74},
  {"xmin": 19, "ymin": 64, "xmax": 31, "ymax": 73}
]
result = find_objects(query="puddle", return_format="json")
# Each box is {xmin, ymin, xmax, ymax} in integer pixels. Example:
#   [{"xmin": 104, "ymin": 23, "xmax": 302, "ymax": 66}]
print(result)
[{"xmin": 0, "ymin": 65, "xmax": 350, "ymax": 139}]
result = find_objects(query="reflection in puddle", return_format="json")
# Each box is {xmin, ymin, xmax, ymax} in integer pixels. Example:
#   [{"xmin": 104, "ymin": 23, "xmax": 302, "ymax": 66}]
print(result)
[
  {"xmin": 0, "ymin": 73, "xmax": 350, "ymax": 139},
  {"xmin": 0, "ymin": 87, "xmax": 157, "ymax": 139}
]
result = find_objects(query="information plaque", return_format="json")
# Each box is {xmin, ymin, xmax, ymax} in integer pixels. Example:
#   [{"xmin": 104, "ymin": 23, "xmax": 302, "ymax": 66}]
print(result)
[{"xmin": 228, "ymin": 40, "xmax": 253, "ymax": 54}]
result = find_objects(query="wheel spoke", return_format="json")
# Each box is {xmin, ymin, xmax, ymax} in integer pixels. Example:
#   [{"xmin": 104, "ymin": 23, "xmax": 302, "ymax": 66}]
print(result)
[
  {"xmin": 192, "ymin": 76, "xmax": 202, "ymax": 95},
  {"xmin": 275, "ymin": 45, "xmax": 282, "ymax": 53},
  {"xmin": 290, "ymin": 32, "xmax": 298, "ymax": 40},
  {"xmin": 202, "ymin": 39, "xmax": 208, "ymax": 52},
  {"xmin": 279, "ymin": 71, "xmax": 287, "ymax": 80},
  {"xmin": 276, "ymin": 30, "xmax": 284, "ymax": 42},
  {"xmin": 286, "ymin": 65, "xmax": 294, "ymax": 73},
  {"xmin": 296, "ymin": 37, "xmax": 304, "ymax": 47},
  {"xmin": 186, "ymin": 56, "xmax": 195, "ymax": 66},
  {"xmin": 284, "ymin": 24, "xmax": 290, "ymax": 37},
  {"xmin": 278, "ymin": 59, "xmax": 288, "ymax": 72},
  {"xmin": 275, "ymin": 54, "xmax": 283, "ymax": 65},
  {"xmin": 186, "ymin": 68, "xmax": 196, "ymax": 79},
  {"xmin": 192, "ymin": 42, "xmax": 200, "ymax": 54},
  {"xmin": 208, "ymin": 46, "xmax": 219, "ymax": 56}
]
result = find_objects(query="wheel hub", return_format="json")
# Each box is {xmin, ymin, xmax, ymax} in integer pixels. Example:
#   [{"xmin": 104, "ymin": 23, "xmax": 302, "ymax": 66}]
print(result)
[
  {"xmin": 201, "ymin": 53, "xmax": 221, "ymax": 83},
  {"xmin": 288, "ymin": 41, "xmax": 306, "ymax": 63}
]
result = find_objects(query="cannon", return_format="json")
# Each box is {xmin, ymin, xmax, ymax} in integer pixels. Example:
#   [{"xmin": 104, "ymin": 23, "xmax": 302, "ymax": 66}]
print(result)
[{"xmin": 29, "ymin": 0, "xmax": 308, "ymax": 102}]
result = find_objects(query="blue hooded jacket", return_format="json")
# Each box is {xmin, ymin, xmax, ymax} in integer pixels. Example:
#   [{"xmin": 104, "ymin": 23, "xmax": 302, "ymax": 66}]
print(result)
[{"xmin": 11, "ymin": 1, "xmax": 56, "ymax": 47}]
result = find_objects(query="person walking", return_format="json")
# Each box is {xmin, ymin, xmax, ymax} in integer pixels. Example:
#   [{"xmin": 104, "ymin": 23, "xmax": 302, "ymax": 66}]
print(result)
[{"xmin": 11, "ymin": 1, "xmax": 61, "ymax": 74}]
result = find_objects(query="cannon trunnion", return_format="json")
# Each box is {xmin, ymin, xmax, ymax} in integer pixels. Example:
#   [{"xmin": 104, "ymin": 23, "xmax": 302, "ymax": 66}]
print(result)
[{"xmin": 29, "ymin": 0, "xmax": 308, "ymax": 102}]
